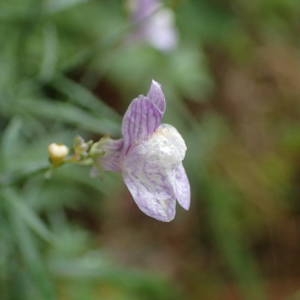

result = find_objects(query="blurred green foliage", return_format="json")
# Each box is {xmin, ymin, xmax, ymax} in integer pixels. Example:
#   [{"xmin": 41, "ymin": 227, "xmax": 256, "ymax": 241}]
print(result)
[{"xmin": 1, "ymin": 0, "xmax": 300, "ymax": 299}]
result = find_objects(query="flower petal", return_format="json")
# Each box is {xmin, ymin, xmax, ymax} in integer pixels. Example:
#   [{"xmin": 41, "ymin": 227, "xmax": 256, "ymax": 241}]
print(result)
[
  {"xmin": 147, "ymin": 80, "xmax": 166, "ymax": 114},
  {"xmin": 143, "ymin": 9, "xmax": 178, "ymax": 52},
  {"xmin": 122, "ymin": 96, "xmax": 162, "ymax": 153},
  {"xmin": 134, "ymin": 0, "xmax": 159, "ymax": 21},
  {"xmin": 172, "ymin": 164, "xmax": 190, "ymax": 210},
  {"xmin": 122, "ymin": 152, "xmax": 176, "ymax": 222},
  {"xmin": 101, "ymin": 138, "xmax": 124, "ymax": 172}
]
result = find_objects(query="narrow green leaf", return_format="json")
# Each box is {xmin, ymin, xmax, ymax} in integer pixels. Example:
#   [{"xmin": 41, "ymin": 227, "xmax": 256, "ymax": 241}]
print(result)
[
  {"xmin": 16, "ymin": 98, "xmax": 120, "ymax": 135},
  {"xmin": 40, "ymin": 24, "xmax": 58, "ymax": 81},
  {"xmin": 52, "ymin": 75, "xmax": 121, "ymax": 122},
  {"xmin": 1, "ymin": 117, "xmax": 23, "ymax": 168},
  {"xmin": 3, "ymin": 188, "xmax": 53, "ymax": 243},
  {"xmin": 4, "ymin": 188, "xmax": 56, "ymax": 300}
]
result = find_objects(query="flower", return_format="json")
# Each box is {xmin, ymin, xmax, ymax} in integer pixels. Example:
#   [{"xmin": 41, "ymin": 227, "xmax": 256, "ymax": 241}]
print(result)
[
  {"xmin": 100, "ymin": 80, "xmax": 190, "ymax": 222},
  {"xmin": 129, "ymin": 0, "xmax": 178, "ymax": 52}
]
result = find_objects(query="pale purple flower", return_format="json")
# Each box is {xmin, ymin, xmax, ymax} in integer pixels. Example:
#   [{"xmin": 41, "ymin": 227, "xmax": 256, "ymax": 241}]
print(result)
[
  {"xmin": 100, "ymin": 80, "xmax": 190, "ymax": 222},
  {"xmin": 129, "ymin": 0, "xmax": 178, "ymax": 52}
]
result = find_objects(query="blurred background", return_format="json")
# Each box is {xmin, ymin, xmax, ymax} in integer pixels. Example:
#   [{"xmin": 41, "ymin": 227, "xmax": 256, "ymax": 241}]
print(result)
[{"xmin": 0, "ymin": 0, "xmax": 300, "ymax": 299}]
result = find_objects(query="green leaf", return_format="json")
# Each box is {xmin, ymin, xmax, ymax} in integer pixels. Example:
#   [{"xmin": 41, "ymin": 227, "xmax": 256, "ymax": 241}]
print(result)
[
  {"xmin": 0, "ymin": 117, "xmax": 23, "ymax": 169},
  {"xmin": 3, "ymin": 188, "xmax": 53, "ymax": 243},
  {"xmin": 16, "ymin": 98, "xmax": 120, "ymax": 135},
  {"xmin": 4, "ymin": 187, "xmax": 56, "ymax": 300},
  {"xmin": 39, "ymin": 24, "xmax": 58, "ymax": 81},
  {"xmin": 52, "ymin": 75, "xmax": 121, "ymax": 122}
]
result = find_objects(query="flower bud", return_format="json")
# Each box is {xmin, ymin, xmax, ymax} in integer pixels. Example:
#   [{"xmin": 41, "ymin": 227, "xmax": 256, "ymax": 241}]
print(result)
[
  {"xmin": 48, "ymin": 143, "xmax": 69, "ymax": 166},
  {"xmin": 73, "ymin": 136, "xmax": 93, "ymax": 159}
]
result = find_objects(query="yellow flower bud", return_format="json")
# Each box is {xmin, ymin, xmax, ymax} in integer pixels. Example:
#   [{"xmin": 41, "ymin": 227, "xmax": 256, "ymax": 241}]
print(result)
[{"xmin": 48, "ymin": 143, "xmax": 69, "ymax": 166}]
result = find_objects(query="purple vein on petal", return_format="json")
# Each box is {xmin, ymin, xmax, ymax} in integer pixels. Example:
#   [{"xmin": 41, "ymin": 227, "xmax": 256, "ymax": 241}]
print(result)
[
  {"xmin": 136, "ymin": 98, "xmax": 144, "ymax": 139},
  {"xmin": 122, "ymin": 96, "xmax": 162, "ymax": 154},
  {"xmin": 147, "ymin": 80, "xmax": 166, "ymax": 114},
  {"xmin": 122, "ymin": 154, "xmax": 176, "ymax": 222},
  {"xmin": 101, "ymin": 139, "xmax": 124, "ymax": 172}
]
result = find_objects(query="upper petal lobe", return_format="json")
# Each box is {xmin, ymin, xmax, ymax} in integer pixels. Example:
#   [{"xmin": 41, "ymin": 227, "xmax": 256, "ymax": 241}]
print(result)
[
  {"xmin": 122, "ymin": 96, "xmax": 163, "ymax": 153},
  {"xmin": 147, "ymin": 80, "xmax": 166, "ymax": 114}
]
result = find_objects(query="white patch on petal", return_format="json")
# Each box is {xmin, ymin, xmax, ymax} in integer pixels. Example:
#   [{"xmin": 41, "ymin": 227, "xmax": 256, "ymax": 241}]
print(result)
[
  {"xmin": 134, "ymin": 123, "xmax": 186, "ymax": 169},
  {"xmin": 121, "ymin": 123, "xmax": 189, "ymax": 221}
]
